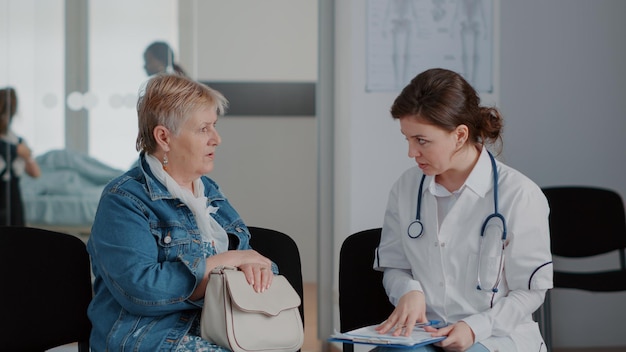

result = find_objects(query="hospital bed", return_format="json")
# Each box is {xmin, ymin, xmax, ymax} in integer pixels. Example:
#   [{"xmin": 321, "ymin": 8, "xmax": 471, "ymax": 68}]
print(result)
[{"xmin": 20, "ymin": 149, "xmax": 124, "ymax": 240}]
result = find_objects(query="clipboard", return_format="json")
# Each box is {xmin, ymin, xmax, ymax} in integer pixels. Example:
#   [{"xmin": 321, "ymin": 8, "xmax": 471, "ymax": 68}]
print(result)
[{"xmin": 328, "ymin": 324, "xmax": 446, "ymax": 349}]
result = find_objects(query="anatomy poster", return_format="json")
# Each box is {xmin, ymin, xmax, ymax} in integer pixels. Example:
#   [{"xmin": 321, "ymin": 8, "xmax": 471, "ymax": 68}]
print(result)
[{"xmin": 366, "ymin": 0, "xmax": 494, "ymax": 93}]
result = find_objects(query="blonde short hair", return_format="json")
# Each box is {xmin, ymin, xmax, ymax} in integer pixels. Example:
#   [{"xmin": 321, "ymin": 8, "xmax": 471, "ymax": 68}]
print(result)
[{"xmin": 135, "ymin": 74, "xmax": 228, "ymax": 153}]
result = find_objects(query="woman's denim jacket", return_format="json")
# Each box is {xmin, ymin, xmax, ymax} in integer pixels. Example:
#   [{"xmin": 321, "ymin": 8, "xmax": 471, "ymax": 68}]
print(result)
[{"xmin": 87, "ymin": 153, "xmax": 253, "ymax": 351}]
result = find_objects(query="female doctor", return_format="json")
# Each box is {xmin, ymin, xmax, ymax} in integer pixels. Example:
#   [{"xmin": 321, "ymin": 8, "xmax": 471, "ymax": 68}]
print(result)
[{"xmin": 374, "ymin": 68, "xmax": 553, "ymax": 352}]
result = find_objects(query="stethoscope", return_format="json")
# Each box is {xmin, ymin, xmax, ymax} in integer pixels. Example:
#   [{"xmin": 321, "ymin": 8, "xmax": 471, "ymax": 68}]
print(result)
[{"xmin": 406, "ymin": 151, "xmax": 507, "ymax": 293}]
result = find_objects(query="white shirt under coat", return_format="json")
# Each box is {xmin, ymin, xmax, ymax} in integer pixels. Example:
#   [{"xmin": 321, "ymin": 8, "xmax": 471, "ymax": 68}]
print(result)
[{"xmin": 374, "ymin": 147, "xmax": 553, "ymax": 351}]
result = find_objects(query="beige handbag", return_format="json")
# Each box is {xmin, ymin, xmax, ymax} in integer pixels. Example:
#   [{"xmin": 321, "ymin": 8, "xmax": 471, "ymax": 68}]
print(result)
[{"xmin": 200, "ymin": 266, "xmax": 304, "ymax": 352}]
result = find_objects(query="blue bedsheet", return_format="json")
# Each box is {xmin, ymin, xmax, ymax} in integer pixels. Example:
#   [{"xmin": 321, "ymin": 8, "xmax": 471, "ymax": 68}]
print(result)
[{"xmin": 20, "ymin": 149, "xmax": 124, "ymax": 227}]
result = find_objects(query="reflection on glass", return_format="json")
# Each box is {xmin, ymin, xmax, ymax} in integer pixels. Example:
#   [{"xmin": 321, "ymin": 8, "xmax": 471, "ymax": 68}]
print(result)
[
  {"xmin": 89, "ymin": 0, "xmax": 179, "ymax": 170},
  {"xmin": 1, "ymin": 86, "xmax": 42, "ymax": 226},
  {"xmin": 143, "ymin": 41, "xmax": 187, "ymax": 77},
  {"xmin": 66, "ymin": 91, "xmax": 84, "ymax": 111},
  {"xmin": 1, "ymin": 0, "xmax": 63, "ymax": 227},
  {"xmin": 1, "ymin": 0, "xmax": 65, "ymax": 156},
  {"xmin": 1, "ymin": 0, "xmax": 179, "ymax": 227}
]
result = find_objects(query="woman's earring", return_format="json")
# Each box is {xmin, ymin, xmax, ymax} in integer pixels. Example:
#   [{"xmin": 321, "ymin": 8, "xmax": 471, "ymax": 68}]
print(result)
[{"xmin": 163, "ymin": 154, "xmax": 169, "ymax": 171}]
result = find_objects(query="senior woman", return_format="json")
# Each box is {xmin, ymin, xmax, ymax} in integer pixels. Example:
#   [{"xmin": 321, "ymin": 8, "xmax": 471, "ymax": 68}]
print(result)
[{"xmin": 87, "ymin": 74, "xmax": 274, "ymax": 351}]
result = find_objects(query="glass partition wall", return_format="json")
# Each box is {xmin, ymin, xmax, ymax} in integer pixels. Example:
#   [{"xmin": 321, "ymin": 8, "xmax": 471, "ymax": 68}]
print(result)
[
  {"xmin": 1, "ymin": 0, "xmax": 179, "ymax": 227},
  {"xmin": 2, "ymin": 1, "xmax": 321, "ymax": 347},
  {"xmin": 1, "ymin": 0, "xmax": 65, "ymax": 226}
]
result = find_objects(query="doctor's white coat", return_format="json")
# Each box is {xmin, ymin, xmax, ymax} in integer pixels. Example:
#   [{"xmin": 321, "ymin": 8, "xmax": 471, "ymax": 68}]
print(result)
[{"xmin": 375, "ymin": 148, "xmax": 553, "ymax": 351}]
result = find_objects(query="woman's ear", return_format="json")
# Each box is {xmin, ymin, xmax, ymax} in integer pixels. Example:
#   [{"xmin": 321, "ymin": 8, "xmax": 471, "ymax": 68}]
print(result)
[
  {"xmin": 153, "ymin": 125, "xmax": 170, "ymax": 152},
  {"xmin": 455, "ymin": 124, "xmax": 469, "ymax": 148}
]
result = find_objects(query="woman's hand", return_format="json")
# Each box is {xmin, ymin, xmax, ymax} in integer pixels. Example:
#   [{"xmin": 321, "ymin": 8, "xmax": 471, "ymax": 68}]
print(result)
[
  {"xmin": 216, "ymin": 249, "xmax": 273, "ymax": 293},
  {"xmin": 16, "ymin": 142, "xmax": 32, "ymax": 160},
  {"xmin": 239, "ymin": 262, "xmax": 273, "ymax": 293},
  {"xmin": 191, "ymin": 249, "xmax": 273, "ymax": 300},
  {"xmin": 375, "ymin": 290, "xmax": 428, "ymax": 337},
  {"xmin": 16, "ymin": 142, "xmax": 41, "ymax": 177},
  {"xmin": 426, "ymin": 321, "xmax": 475, "ymax": 352}
]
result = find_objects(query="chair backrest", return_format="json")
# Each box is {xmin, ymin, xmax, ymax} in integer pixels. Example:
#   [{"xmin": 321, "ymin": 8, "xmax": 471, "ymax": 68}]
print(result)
[
  {"xmin": 0, "ymin": 226, "xmax": 92, "ymax": 351},
  {"xmin": 339, "ymin": 228, "xmax": 394, "ymax": 333},
  {"xmin": 539, "ymin": 187, "xmax": 626, "ymax": 350},
  {"xmin": 248, "ymin": 226, "xmax": 304, "ymax": 327},
  {"xmin": 543, "ymin": 186, "xmax": 626, "ymax": 261},
  {"xmin": 542, "ymin": 186, "xmax": 626, "ymax": 292}
]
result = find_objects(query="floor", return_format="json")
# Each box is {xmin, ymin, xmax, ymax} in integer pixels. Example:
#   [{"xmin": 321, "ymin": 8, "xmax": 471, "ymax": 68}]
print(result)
[{"xmin": 303, "ymin": 282, "xmax": 323, "ymax": 352}]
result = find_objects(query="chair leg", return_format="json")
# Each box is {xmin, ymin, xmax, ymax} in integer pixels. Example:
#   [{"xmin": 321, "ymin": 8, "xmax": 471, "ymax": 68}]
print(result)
[
  {"xmin": 533, "ymin": 290, "xmax": 552, "ymax": 352},
  {"xmin": 78, "ymin": 341, "xmax": 90, "ymax": 352},
  {"xmin": 544, "ymin": 290, "xmax": 552, "ymax": 351}
]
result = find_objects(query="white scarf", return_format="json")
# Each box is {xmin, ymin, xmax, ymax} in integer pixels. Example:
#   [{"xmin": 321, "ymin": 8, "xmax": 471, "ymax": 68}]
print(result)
[{"xmin": 146, "ymin": 154, "xmax": 229, "ymax": 253}]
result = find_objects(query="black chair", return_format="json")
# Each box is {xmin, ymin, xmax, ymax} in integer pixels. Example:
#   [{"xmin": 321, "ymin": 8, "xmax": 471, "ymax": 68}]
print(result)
[
  {"xmin": 0, "ymin": 226, "xmax": 93, "ymax": 352},
  {"xmin": 248, "ymin": 226, "xmax": 305, "ymax": 329},
  {"xmin": 539, "ymin": 186, "xmax": 626, "ymax": 350},
  {"xmin": 339, "ymin": 228, "xmax": 394, "ymax": 352}
]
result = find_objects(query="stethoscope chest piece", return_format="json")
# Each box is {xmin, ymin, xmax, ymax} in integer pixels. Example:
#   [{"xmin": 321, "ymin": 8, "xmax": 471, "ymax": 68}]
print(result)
[
  {"xmin": 407, "ymin": 219, "xmax": 424, "ymax": 238},
  {"xmin": 407, "ymin": 174, "xmax": 427, "ymax": 239}
]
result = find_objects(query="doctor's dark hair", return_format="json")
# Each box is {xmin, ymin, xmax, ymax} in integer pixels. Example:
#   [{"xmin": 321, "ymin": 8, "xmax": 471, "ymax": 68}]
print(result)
[
  {"xmin": 135, "ymin": 74, "xmax": 228, "ymax": 154},
  {"xmin": 390, "ymin": 68, "xmax": 503, "ymax": 150}
]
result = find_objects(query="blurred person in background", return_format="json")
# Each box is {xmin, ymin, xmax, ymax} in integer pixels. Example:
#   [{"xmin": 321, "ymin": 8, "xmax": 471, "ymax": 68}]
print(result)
[
  {"xmin": 0, "ymin": 86, "xmax": 41, "ymax": 226},
  {"xmin": 143, "ymin": 41, "xmax": 187, "ymax": 76}
]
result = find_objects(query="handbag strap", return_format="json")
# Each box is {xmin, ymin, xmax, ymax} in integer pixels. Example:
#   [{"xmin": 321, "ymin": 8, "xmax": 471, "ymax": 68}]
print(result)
[{"xmin": 211, "ymin": 265, "xmax": 238, "ymax": 274}]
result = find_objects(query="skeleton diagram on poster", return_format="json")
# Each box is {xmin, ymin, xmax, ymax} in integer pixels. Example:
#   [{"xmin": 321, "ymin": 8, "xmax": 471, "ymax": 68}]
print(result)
[{"xmin": 366, "ymin": 0, "xmax": 493, "ymax": 93}]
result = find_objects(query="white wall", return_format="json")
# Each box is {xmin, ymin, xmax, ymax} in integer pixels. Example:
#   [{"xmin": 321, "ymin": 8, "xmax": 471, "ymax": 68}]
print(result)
[
  {"xmin": 500, "ymin": 0, "xmax": 626, "ymax": 198},
  {"xmin": 331, "ymin": 0, "xmax": 626, "ymax": 348},
  {"xmin": 207, "ymin": 117, "xmax": 318, "ymax": 284},
  {"xmin": 179, "ymin": 0, "xmax": 319, "ymax": 283},
  {"xmin": 500, "ymin": 0, "xmax": 626, "ymax": 348},
  {"xmin": 184, "ymin": 0, "xmax": 317, "ymax": 81}
]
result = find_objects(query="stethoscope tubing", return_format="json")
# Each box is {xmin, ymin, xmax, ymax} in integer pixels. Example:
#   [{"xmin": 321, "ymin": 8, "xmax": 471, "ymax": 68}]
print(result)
[{"xmin": 408, "ymin": 151, "xmax": 507, "ymax": 293}]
